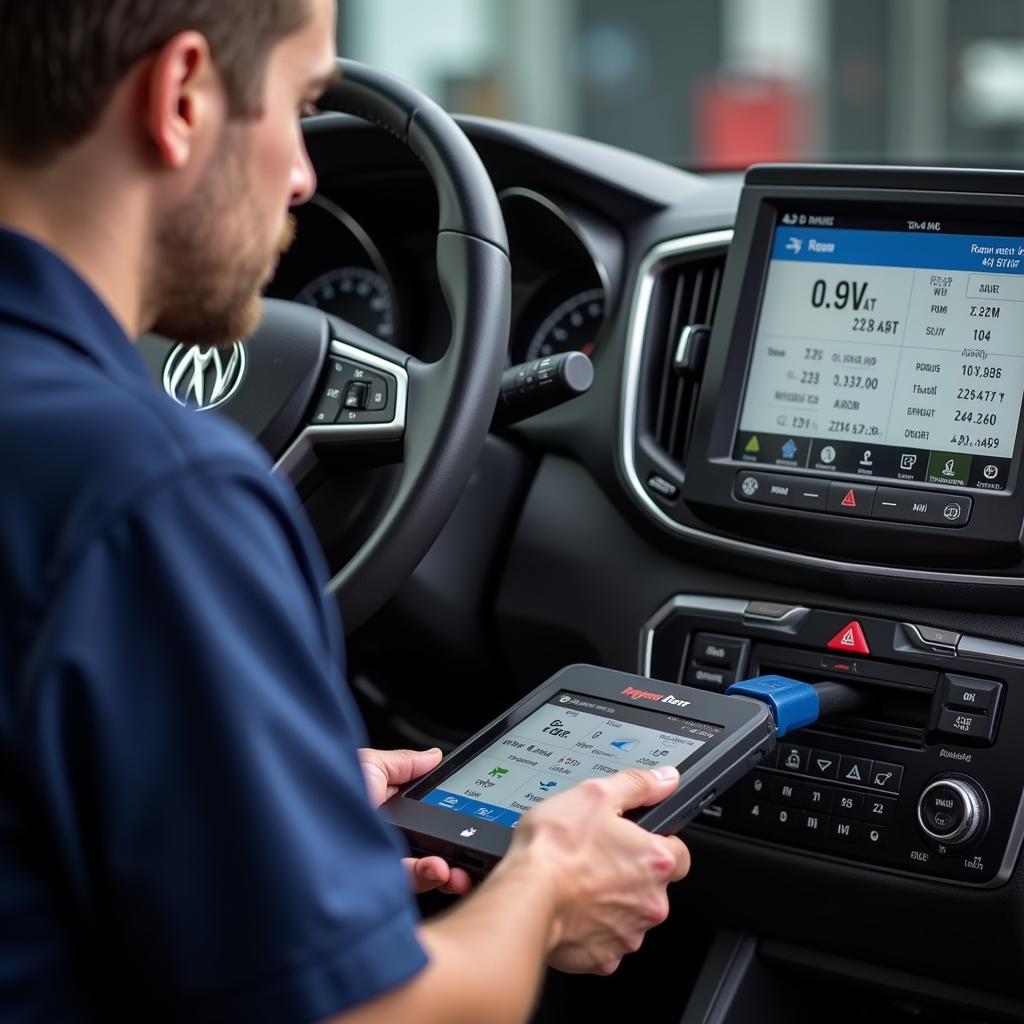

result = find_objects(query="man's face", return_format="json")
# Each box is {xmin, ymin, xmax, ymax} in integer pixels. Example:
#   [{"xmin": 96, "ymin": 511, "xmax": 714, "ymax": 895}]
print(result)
[{"xmin": 149, "ymin": 0, "xmax": 338, "ymax": 347}]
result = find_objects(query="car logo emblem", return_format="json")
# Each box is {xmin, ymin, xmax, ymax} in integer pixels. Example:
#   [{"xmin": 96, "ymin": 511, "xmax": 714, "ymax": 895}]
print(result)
[{"xmin": 162, "ymin": 342, "xmax": 246, "ymax": 411}]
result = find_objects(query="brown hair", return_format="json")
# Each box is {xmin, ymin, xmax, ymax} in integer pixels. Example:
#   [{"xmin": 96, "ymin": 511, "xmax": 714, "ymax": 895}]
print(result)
[{"xmin": 0, "ymin": 0, "xmax": 310, "ymax": 165}]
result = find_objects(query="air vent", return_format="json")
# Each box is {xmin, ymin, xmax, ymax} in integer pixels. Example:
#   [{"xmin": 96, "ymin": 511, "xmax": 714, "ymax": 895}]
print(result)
[{"xmin": 646, "ymin": 252, "xmax": 726, "ymax": 465}]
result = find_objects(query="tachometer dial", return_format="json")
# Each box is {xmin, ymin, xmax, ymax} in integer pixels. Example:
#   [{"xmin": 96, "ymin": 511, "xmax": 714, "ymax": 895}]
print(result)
[
  {"xmin": 526, "ymin": 288, "xmax": 605, "ymax": 361},
  {"xmin": 296, "ymin": 267, "xmax": 396, "ymax": 341}
]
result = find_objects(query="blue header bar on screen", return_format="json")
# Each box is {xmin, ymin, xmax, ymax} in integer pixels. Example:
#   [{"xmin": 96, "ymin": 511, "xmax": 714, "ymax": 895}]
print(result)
[{"xmin": 771, "ymin": 227, "xmax": 1024, "ymax": 274}]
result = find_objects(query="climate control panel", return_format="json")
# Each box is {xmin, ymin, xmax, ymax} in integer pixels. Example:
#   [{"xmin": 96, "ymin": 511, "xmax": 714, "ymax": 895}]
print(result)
[{"xmin": 641, "ymin": 596, "xmax": 1024, "ymax": 887}]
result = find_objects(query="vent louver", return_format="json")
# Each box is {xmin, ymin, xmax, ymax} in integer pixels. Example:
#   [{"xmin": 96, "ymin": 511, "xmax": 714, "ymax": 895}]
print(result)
[{"xmin": 647, "ymin": 253, "xmax": 726, "ymax": 465}]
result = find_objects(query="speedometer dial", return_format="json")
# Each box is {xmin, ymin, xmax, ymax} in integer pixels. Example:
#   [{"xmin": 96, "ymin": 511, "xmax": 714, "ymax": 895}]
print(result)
[
  {"xmin": 296, "ymin": 267, "xmax": 396, "ymax": 341},
  {"xmin": 526, "ymin": 288, "xmax": 605, "ymax": 361}
]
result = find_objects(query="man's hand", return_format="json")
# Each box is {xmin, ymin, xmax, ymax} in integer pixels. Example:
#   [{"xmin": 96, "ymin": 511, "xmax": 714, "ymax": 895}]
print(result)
[
  {"xmin": 358, "ymin": 746, "xmax": 473, "ymax": 897},
  {"xmin": 502, "ymin": 764, "xmax": 690, "ymax": 975}
]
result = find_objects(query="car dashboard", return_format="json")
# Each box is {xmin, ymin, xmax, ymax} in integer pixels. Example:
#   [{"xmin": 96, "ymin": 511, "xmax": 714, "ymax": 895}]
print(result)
[{"xmin": 274, "ymin": 113, "xmax": 1024, "ymax": 1022}]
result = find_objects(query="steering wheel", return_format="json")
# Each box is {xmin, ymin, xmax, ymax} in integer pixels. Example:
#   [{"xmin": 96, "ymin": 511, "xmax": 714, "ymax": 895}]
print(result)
[{"xmin": 138, "ymin": 60, "xmax": 511, "ymax": 632}]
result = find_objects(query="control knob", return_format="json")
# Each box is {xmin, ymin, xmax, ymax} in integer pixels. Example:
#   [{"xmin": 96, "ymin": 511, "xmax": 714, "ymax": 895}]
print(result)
[{"xmin": 916, "ymin": 775, "xmax": 988, "ymax": 849}]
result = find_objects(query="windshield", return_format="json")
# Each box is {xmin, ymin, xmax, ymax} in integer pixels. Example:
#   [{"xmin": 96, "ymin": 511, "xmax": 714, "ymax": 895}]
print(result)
[{"xmin": 339, "ymin": 0, "xmax": 1024, "ymax": 170}]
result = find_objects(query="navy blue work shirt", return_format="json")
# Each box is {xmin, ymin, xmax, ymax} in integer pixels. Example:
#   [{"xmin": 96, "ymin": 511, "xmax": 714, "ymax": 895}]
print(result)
[{"xmin": 0, "ymin": 227, "xmax": 426, "ymax": 1022}]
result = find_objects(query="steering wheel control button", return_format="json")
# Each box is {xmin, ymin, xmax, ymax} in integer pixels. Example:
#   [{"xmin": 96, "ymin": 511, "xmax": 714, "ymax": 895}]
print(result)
[
  {"xmin": 776, "ymin": 743, "xmax": 810, "ymax": 773},
  {"xmin": 691, "ymin": 633, "xmax": 747, "ymax": 670},
  {"xmin": 826, "ymin": 482, "xmax": 875, "ymax": 517},
  {"xmin": 838, "ymin": 755, "xmax": 873, "ymax": 786},
  {"xmin": 343, "ymin": 381, "xmax": 370, "ymax": 410},
  {"xmin": 940, "ymin": 675, "xmax": 1002, "ymax": 714},
  {"xmin": 809, "ymin": 750, "xmax": 840, "ymax": 780},
  {"xmin": 868, "ymin": 761, "xmax": 903, "ymax": 793},
  {"xmin": 937, "ymin": 707, "xmax": 996, "ymax": 743},
  {"xmin": 827, "ymin": 620, "xmax": 871, "ymax": 656},
  {"xmin": 311, "ymin": 385, "xmax": 343, "ymax": 424},
  {"xmin": 310, "ymin": 358, "xmax": 399, "ymax": 426},
  {"xmin": 917, "ymin": 777, "xmax": 987, "ymax": 848},
  {"xmin": 365, "ymin": 377, "xmax": 389, "ymax": 411}
]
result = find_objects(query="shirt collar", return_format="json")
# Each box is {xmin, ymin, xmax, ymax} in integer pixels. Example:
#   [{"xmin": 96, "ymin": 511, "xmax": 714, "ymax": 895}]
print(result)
[{"xmin": 0, "ymin": 225, "xmax": 152, "ymax": 387}]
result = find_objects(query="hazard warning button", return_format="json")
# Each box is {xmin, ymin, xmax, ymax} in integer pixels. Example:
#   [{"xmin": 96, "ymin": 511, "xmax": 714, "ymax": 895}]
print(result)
[
  {"xmin": 827, "ymin": 620, "xmax": 871, "ymax": 656},
  {"xmin": 827, "ymin": 482, "xmax": 876, "ymax": 518}
]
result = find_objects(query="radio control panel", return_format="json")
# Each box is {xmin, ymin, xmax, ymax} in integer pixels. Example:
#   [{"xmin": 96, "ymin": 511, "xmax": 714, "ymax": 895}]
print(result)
[{"xmin": 641, "ymin": 595, "xmax": 1024, "ymax": 886}]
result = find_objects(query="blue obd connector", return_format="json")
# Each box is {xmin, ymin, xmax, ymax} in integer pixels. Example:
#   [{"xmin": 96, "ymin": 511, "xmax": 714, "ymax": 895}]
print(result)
[{"xmin": 726, "ymin": 675, "xmax": 821, "ymax": 738}]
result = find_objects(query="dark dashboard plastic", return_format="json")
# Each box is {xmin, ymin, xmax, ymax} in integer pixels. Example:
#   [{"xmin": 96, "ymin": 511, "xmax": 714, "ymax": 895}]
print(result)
[{"xmin": 294, "ymin": 114, "xmax": 1024, "ymax": 1008}]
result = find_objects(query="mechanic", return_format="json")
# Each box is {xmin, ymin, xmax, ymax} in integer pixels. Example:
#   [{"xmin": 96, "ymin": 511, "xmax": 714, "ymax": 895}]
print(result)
[{"xmin": 0, "ymin": 2, "xmax": 690, "ymax": 1022}]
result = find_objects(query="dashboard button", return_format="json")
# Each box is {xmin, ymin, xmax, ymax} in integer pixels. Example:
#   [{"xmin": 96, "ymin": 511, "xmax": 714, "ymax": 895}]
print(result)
[
  {"xmin": 916, "ymin": 625, "xmax": 962, "ymax": 649},
  {"xmin": 854, "ymin": 823, "xmax": 890, "ymax": 848},
  {"xmin": 940, "ymin": 675, "xmax": 1001, "ymax": 714},
  {"xmin": 691, "ymin": 633, "xmax": 747, "ymax": 670},
  {"xmin": 798, "ymin": 810, "xmax": 830, "ymax": 838},
  {"xmin": 831, "ymin": 818, "xmax": 858, "ymax": 843},
  {"xmin": 872, "ymin": 487, "xmax": 972, "ymax": 528},
  {"xmin": 826, "ymin": 482, "xmax": 875, "ymax": 517},
  {"xmin": 917, "ymin": 777, "xmax": 987, "ymax": 848},
  {"xmin": 809, "ymin": 750, "xmax": 841, "ymax": 779},
  {"xmin": 776, "ymin": 743, "xmax": 810, "ymax": 773},
  {"xmin": 838, "ymin": 756, "xmax": 873, "ymax": 786},
  {"xmin": 683, "ymin": 662, "xmax": 736, "ymax": 691},
  {"xmin": 868, "ymin": 761, "xmax": 903, "ymax": 793},
  {"xmin": 834, "ymin": 790, "xmax": 863, "ymax": 817},
  {"xmin": 799, "ymin": 781, "xmax": 834, "ymax": 812},
  {"xmin": 647, "ymin": 474, "xmax": 679, "ymax": 501},
  {"xmin": 742, "ymin": 772, "xmax": 770, "ymax": 799},
  {"xmin": 937, "ymin": 708, "xmax": 995, "ymax": 743},
  {"xmin": 920, "ymin": 784, "xmax": 965, "ymax": 837},
  {"xmin": 861, "ymin": 795, "xmax": 898, "ymax": 824},
  {"xmin": 734, "ymin": 472, "xmax": 827, "ymax": 511},
  {"xmin": 827, "ymin": 620, "xmax": 871, "ymax": 656},
  {"xmin": 745, "ymin": 600, "xmax": 800, "ymax": 619},
  {"xmin": 768, "ymin": 777, "xmax": 802, "ymax": 804}
]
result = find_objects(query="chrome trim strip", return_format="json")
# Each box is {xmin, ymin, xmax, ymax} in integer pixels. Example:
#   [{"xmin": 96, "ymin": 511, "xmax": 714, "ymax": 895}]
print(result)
[
  {"xmin": 619, "ymin": 232, "xmax": 1024, "ymax": 587},
  {"xmin": 274, "ymin": 339, "xmax": 408, "ymax": 482}
]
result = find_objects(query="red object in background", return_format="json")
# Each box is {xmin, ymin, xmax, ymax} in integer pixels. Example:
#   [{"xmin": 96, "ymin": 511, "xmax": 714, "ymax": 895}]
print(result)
[{"xmin": 695, "ymin": 76, "xmax": 812, "ymax": 169}]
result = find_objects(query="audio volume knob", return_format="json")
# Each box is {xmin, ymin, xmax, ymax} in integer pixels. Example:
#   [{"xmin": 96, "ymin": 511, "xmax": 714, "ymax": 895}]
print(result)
[{"xmin": 917, "ymin": 775, "xmax": 988, "ymax": 849}]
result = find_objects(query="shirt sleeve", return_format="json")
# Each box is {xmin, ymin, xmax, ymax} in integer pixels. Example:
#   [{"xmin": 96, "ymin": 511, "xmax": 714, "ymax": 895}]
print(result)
[{"xmin": 18, "ymin": 459, "xmax": 427, "ymax": 1023}]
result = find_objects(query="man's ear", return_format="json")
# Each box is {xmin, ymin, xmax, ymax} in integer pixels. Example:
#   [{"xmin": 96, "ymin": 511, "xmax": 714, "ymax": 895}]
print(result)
[{"xmin": 144, "ymin": 31, "xmax": 224, "ymax": 170}]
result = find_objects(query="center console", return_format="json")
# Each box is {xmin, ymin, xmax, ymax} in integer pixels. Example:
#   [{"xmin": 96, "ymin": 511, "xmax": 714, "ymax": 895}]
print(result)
[{"xmin": 642, "ymin": 594, "xmax": 1024, "ymax": 887}]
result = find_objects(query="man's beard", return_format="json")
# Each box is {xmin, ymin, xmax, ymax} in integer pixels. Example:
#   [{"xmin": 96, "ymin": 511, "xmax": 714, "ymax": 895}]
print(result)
[{"xmin": 146, "ymin": 128, "xmax": 295, "ymax": 349}]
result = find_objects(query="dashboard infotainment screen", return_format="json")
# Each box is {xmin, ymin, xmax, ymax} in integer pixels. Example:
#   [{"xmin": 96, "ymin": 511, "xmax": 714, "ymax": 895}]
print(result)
[{"xmin": 734, "ymin": 208, "xmax": 1024, "ymax": 490}]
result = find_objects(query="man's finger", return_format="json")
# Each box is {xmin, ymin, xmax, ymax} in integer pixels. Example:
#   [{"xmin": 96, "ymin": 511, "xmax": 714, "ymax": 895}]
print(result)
[
  {"xmin": 600, "ymin": 765, "xmax": 680, "ymax": 813},
  {"xmin": 361, "ymin": 747, "xmax": 443, "ymax": 788},
  {"xmin": 404, "ymin": 855, "xmax": 450, "ymax": 893}
]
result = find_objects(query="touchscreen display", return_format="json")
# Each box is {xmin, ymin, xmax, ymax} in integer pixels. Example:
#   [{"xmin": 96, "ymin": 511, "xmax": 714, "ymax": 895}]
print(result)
[
  {"xmin": 421, "ymin": 690, "xmax": 721, "ymax": 829},
  {"xmin": 734, "ymin": 208, "xmax": 1024, "ymax": 490}
]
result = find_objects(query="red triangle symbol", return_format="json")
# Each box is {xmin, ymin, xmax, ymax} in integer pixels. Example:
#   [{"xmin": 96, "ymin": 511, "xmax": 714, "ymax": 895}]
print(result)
[
  {"xmin": 827, "ymin": 620, "xmax": 870, "ymax": 656},
  {"xmin": 840, "ymin": 489, "xmax": 857, "ymax": 508}
]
